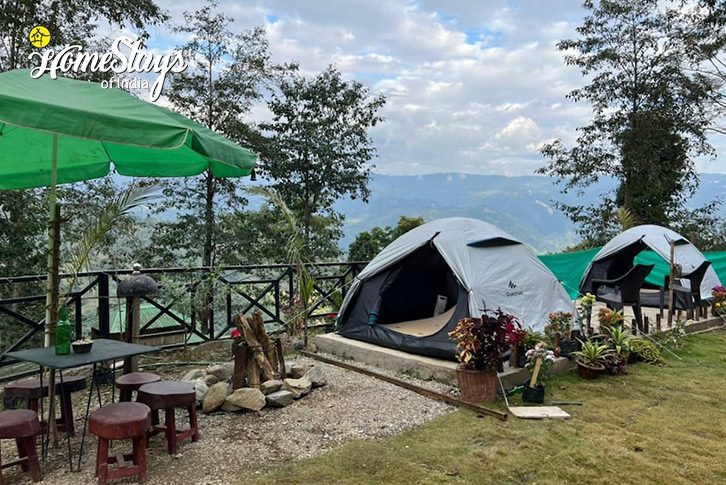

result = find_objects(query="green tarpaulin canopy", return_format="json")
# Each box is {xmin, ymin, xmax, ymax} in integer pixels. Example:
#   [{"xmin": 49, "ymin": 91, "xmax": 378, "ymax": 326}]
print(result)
[
  {"xmin": 0, "ymin": 69, "xmax": 257, "ymax": 190},
  {"xmin": 538, "ymin": 247, "xmax": 726, "ymax": 300}
]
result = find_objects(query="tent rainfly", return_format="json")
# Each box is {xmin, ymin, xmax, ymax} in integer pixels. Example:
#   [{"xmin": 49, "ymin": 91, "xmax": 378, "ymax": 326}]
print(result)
[
  {"xmin": 336, "ymin": 217, "xmax": 573, "ymax": 360},
  {"xmin": 579, "ymin": 224, "xmax": 722, "ymax": 306}
]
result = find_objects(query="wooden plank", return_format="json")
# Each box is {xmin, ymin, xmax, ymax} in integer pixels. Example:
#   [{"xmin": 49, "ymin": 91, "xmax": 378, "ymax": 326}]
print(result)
[{"xmin": 508, "ymin": 406, "xmax": 570, "ymax": 419}]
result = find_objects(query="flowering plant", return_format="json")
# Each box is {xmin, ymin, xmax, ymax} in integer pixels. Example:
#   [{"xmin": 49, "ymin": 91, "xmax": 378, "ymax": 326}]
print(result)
[
  {"xmin": 712, "ymin": 285, "xmax": 726, "ymax": 315},
  {"xmin": 449, "ymin": 309, "xmax": 519, "ymax": 371},
  {"xmin": 578, "ymin": 292, "xmax": 596, "ymax": 332},
  {"xmin": 544, "ymin": 311, "xmax": 572, "ymax": 340},
  {"xmin": 525, "ymin": 342, "xmax": 556, "ymax": 384},
  {"xmin": 230, "ymin": 329, "xmax": 241, "ymax": 339},
  {"xmin": 598, "ymin": 307, "xmax": 625, "ymax": 327}
]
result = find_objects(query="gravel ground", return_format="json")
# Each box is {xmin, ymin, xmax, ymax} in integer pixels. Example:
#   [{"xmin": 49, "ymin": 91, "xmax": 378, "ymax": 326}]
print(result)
[{"xmin": 1, "ymin": 353, "xmax": 456, "ymax": 485}]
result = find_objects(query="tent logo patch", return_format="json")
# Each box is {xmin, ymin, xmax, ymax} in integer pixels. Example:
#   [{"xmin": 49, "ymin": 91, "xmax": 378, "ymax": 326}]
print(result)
[
  {"xmin": 506, "ymin": 280, "xmax": 523, "ymax": 297},
  {"xmin": 29, "ymin": 26, "xmax": 50, "ymax": 48},
  {"xmin": 27, "ymin": 35, "xmax": 188, "ymax": 102}
]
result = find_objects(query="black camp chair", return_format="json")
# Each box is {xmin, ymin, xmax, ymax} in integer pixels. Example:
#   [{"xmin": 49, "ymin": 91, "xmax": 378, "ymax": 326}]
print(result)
[
  {"xmin": 591, "ymin": 264, "xmax": 654, "ymax": 332},
  {"xmin": 659, "ymin": 260, "xmax": 711, "ymax": 320}
]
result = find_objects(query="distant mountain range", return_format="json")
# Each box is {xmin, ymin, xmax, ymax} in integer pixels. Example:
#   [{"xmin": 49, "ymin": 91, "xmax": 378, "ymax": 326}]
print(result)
[{"xmin": 334, "ymin": 173, "xmax": 726, "ymax": 254}]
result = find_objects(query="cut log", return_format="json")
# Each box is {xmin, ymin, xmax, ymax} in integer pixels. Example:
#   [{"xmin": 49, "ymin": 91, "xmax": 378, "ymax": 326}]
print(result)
[
  {"xmin": 249, "ymin": 310, "xmax": 278, "ymax": 374},
  {"xmin": 234, "ymin": 313, "xmax": 275, "ymax": 382},
  {"xmin": 247, "ymin": 356, "xmax": 260, "ymax": 389}
]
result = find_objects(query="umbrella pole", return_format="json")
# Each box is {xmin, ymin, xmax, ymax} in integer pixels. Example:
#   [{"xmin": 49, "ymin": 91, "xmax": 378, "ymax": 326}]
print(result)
[
  {"xmin": 44, "ymin": 134, "xmax": 61, "ymax": 447},
  {"xmin": 44, "ymin": 134, "xmax": 60, "ymax": 347}
]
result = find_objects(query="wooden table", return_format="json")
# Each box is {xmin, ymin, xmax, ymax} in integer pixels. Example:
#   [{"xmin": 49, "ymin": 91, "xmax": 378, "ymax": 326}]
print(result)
[{"xmin": 3, "ymin": 339, "xmax": 160, "ymax": 472}]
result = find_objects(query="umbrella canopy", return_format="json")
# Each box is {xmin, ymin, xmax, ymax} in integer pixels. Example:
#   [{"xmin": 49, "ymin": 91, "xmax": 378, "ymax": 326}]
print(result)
[
  {"xmin": 0, "ymin": 69, "xmax": 257, "ymax": 189},
  {"xmin": 0, "ymin": 68, "xmax": 257, "ymax": 344}
]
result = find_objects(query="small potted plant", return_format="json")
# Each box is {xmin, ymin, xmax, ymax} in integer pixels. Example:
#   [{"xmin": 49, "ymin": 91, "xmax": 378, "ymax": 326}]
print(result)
[
  {"xmin": 545, "ymin": 311, "xmax": 576, "ymax": 357},
  {"xmin": 511, "ymin": 328, "xmax": 543, "ymax": 368},
  {"xmin": 578, "ymin": 292, "xmax": 596, "ymax": 335},
  {"xmin": 598, "ymin": 307, "xmax": 625, "ymax": 329},
  {"xmin": 71, "ymin": 335, "xmax": 94, "ymax": 354},
  {"xmin": 572, "ymin": 339, "xmax": 613, "ymax": 379},
  {"xmin": 449, "ymin": 309, "xmax": 518, "ymax": 403},
  {"xmin": 603, "ymin": 324, "xmax": 634, "ymax": 371},
  {"xmin": 523, "ymin": 342, "xmax": 556, "ymax": 404}
]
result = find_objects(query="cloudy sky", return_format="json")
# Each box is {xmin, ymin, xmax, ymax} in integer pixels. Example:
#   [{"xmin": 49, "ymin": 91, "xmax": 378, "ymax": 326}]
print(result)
[{"xmin": 143, "ymin": 0, "xmax": 725, "ymax": 177}]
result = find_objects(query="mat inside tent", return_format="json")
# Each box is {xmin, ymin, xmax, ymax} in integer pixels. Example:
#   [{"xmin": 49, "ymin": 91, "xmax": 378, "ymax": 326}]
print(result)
[{"xmin": 381, "ymin": 307, "xmax": 456, "ymax": 337}]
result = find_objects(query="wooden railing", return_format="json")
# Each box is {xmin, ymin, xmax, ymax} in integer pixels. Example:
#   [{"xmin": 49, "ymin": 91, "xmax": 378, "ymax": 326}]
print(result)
[{"xmin": 0, "ymin": 262, "xmax": 366, "ymax": 380}]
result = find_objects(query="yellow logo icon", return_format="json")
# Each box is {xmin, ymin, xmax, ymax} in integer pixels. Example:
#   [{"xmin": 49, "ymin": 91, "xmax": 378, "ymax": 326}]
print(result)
[{"xmin": 29, "ymin": 26, "xmax": 50, "ymax": 48}]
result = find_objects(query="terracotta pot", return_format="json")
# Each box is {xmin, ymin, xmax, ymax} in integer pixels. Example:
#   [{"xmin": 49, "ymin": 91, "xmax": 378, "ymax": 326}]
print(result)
[
  {"xmin": 457, "ymin": 367, "xmax": 498, "ymax": 403},
  {"xmin": 576, "ymin": 360, "xmax": 605, "ymax": 380}
]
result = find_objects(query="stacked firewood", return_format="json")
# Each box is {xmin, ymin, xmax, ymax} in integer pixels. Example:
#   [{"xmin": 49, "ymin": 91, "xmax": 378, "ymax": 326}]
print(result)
[{"xmin": 232, "ymin": 310, "xmax": 285, "ymax": 389}]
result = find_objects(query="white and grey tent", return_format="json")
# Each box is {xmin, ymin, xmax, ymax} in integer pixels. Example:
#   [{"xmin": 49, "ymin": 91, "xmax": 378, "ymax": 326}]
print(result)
[
  {"xmin": 579, "ymin": 224, "xmax": 721, "ymax": 306},
  {"xmin": 337, "ymin": 218, "xmax": 573, "ymax": 360}
]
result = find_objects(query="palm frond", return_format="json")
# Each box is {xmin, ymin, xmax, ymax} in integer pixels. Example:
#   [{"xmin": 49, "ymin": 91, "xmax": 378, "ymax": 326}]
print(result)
[{"xmin": 62, "ymin": 182, "xmax": 160, "ymax": 293}]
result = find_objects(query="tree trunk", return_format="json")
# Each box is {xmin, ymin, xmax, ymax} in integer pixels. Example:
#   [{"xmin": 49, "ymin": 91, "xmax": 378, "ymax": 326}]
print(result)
[{"xmin": 234, "ymin": 314, "xmax": 275, "ymax": 382}]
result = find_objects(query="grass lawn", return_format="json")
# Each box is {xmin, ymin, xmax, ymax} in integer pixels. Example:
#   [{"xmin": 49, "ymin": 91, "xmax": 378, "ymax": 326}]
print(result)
[{"xmin": 246, "ymin": 330, "xmax": 726, "ymax": 485}]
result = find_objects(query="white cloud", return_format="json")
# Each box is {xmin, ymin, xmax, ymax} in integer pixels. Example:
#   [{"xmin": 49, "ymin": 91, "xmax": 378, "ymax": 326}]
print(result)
[{"xmin": 144, "ymin": 0, "xmax": 726, "ymax": 176}]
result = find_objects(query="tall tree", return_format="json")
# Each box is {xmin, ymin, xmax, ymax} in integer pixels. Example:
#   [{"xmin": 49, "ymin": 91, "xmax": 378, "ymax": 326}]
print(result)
[
  {"xmin": 260, "ymin": 65, "xmax": 386, "ymax": 254},
  {"xmin": 537, "ymin": 0, "xmax": 721, "ymax": 246},
  {"xmin": 147, "ymin": 0, "xmax": 288, "ymax": 268}
]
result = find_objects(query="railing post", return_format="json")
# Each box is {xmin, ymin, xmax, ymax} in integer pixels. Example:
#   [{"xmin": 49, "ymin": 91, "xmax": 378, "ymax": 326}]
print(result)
[
  {"xmin": 98, "ymin": 273, "xmax": 110, "ymax": 338},
  {"xmin": 227, "ymin": 286, "xmax": 232, "ymax": 329},
  {"xmin": 74, "ymin": 294, "xmax": 82, "ymax": 340}
]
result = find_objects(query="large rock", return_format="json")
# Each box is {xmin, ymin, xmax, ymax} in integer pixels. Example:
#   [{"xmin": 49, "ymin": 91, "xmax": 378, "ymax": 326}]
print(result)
[
  {"xmin": 290, "ymin": 363, "xmax": 309, "ymax": 379},
  {"xmin": 204, "ymin": 374, "xmax": 220, "ymax": 386},
  {"xmin": 266, "ymin": 390, "xmax": 294, "ymax": 408},
  {"xmin": 206, "ymin": 363, "xmax": 234, "ymax": 382},
  {"xmin": 222, "ymin": 388, "xmax": 266, "ymax": 412},
  {"xmin": 260, "ymin": 380, "xmax": 283, "ymax": 395},
  {"xmin": 202, "ymin": 382, "xmax": 230, "ymax": 413},
  {"xmin": 282, "ymin": 377, "xmax": 311, "ymax": 399},
  {"xmin": 182, "ymin": 369, "xmax": 205, "ymax": 382},
  {"xmin": 307, "ymin": 366, "xmax": 327, "ymax": 388},
  {"xmin": 192, "ymin": 378, "xmax": 209, "ymax": 406}
]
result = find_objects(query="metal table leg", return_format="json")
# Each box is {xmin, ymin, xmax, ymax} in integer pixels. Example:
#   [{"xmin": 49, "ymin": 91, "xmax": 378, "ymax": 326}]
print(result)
[{"xmin": 76, "ymin": 362, "xmax": 98, "ymax": 472}]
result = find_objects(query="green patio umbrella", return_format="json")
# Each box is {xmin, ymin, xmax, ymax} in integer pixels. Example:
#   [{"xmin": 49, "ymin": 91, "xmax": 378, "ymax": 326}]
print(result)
[{"xmin": 0, "ymin": 68, "xmax": 257, "ymax": 341}]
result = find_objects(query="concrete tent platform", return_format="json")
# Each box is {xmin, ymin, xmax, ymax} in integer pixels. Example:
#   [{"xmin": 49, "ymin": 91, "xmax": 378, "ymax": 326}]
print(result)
[
  {"xmin": 315, "ymin": 312, "xmax": 724, "ymax": 389},
  {"xmin": 314, "ymin": 332, "xmax": 575, "ymax": 389}
]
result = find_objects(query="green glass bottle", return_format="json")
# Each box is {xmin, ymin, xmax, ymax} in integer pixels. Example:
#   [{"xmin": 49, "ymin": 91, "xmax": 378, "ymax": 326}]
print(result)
[{"xmin": 55, "ymin": 305, "xmax": 71, "ymax": 355}]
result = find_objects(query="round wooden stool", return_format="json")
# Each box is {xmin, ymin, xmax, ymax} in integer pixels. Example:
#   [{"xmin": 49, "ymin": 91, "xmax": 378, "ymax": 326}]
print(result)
[
  {"xmin": 0, "ymin": 409, "xmax": 42, "ymax": 483},
  {"xmin": 4, "ymin": 375, "xmax": 87, "ymax": 436},
  {"xmin": 116, "ymin": 372, "xmax": 161, "ymax": 402},
  {"xmin": 88, "ymin": 402, "xmax": 151, "ymax": 485},
  {"xmin": 136, "ymin": 381, "xmax": 199, "ymax": 455}
]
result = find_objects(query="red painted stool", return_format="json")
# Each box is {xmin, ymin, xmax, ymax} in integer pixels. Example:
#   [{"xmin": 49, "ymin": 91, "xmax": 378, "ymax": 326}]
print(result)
[
  {"xmin": 88, "ymin": 402, "xmax": 151, "ymax": 485},
  {"xmin": 116, "ymin": 372, "xmax": 161, "ymax": 402},
  {"xmin": 136, "ymin": 381, "xmax": 199, "ymax": 454},
  {"xmin": 4, "ymin": 375, "xmax": 87, "ymax": 436},
  {"xmin": 0, "ymin": 409, "xmax": 42, "ymax": 483}
]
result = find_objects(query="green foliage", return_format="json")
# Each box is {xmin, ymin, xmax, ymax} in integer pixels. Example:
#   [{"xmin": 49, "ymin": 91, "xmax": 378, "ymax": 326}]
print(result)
[
  {"xmin": 602, "ymin": 324, "xmax": 633, "ymax": 355},
  {"xmin": 573, "ymin": 339, "xmax": 613, "ymax": 367},
  {"xmin": 348, "ymin": 216, "xmax": 424, "ymax": 261},
  {"xmin": 62, "ymin": 182, "xmax": 159, "ymax": 295},
  {"xmin": 0, "ymin": 0, "xmax": 166, "ymax": 72},
  {"xmin": 246, "ymin": 186, "xmax": 314, "ymax": 339},
  {"xmin": 149, "ymin": 0, "xmax": 285, "ymax": 268},
  {"xmin": 629, "ymin": 337, "xmax": 665, "ymax": 364},
  {"xmin": 259, "ymin": 65, "xmax": 386, "ymax": 251},
  {"xmin": 538, "ymin": 0, "xmax": 721, "ymax": 244}
]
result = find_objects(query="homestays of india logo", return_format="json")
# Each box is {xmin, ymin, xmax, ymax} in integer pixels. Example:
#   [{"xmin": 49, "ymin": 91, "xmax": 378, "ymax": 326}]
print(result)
[{"xmin": 27, "ymin": 27, "xmax": 187, "ymax": 102}]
